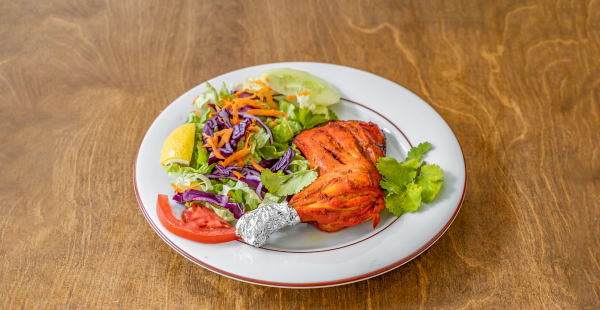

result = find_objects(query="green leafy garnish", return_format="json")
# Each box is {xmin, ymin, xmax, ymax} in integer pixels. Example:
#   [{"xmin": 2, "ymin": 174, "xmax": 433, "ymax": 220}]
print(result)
[
  {"xmin": 164, "ymin": 163, "xmax": 215, "ymax": 192},
  {"xmin": 384, "ymin": 183, "xmax": 423, "ymax": 213},
  {"xmin": 376, "ymin": 142, "xmax": 444, "ymax": 215},
  {"xmin": 406, "ymin": 142, "xmax": 432, "ymax": 161},
  {"xmin": 260, "ymin": 168, "xmax": 318, "ymax": 196},
  {"xmin": 272, "ymin": 118, "xmax": 299, "ymax": 143},
  {"xmin": 415, "ymin": 164, "xmax": 444, "ymax": 203},
  {"xmin": 256, "ymin": 142, "xmax": 289, "ymax": 160},
  {"xmin": 298, "ymin": 107, "xmax": 329, "ymax": 129},
  {"xmin": 275, "ymin": 99, "xmax": 337, "ymax": 131},
  {"xmin": 219, "ymin": 82, "xmax": 233, "ymax": 100},
  {"xmin": 193, "ymin": 82, "xmax": 219, "ymax": 108}
]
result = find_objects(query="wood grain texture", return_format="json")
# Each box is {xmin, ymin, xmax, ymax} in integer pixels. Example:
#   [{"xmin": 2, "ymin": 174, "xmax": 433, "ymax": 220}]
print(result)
[{"xmin": 1, "ymin": 0, "xmax": 599, "ymax": 308}]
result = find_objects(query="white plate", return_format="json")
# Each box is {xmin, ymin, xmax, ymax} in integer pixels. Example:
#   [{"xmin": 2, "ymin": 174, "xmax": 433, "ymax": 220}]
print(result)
[{"xmin": 134, "ymin": 62, "xmax": 466, "ymax": 288}]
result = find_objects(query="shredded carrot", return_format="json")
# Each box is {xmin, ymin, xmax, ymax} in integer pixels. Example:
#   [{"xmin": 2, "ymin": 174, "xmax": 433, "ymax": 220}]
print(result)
[
  {"xmin": 265, "ymin": 90, "xmax": 275, "ymax": 109},
  {"xmin": 246, "ymin": 109, "xmax": 287, "ymax": 117},
  {"xmin": 209, "ymin": 112, "xmax": 217, "ymax": 117},
  {"xmin": 250, "ymin": 158, "xmax": 263, "ymax": 171},
  {"xmin": 232, "ymin": 171, "xmax": 244, "ymax": 179},
  {"xmin": 244, "ymin": 133, "xmax": 252, "ymax": 148},
  {"xmin": 194, "ymin": 109, "xmax": 201, "ymax": 117},
  {"xmin": 192, "ymin": 97, "xmax": 201, "ymax": 106},
  {"xmin": 192, "ymin": 97, "xmax": 206, "ymax": 107},
  {"xmin": 222, "ymin": 148, "xmax": 251, "ymax": 167},
  {"xmin": 232, "ymin": 115, "xmax": 240, "ymax": 125},
  {"xmin": 182, "ymin": 183, "xmax": 201, "ymax": 192},
  {"xmin": 287, "ymin": 91, "xmax": 310, "ymax": 100},
  {"xmin": 227, "ymin": 191, "xmax": 232, "ymax": 197},
  {"xmin": 231, "ymin": 101, "xmax": 242, "ymax": 124},
  {"xmin": 257, "ymin": 88, "xmax": 265, "ymax": 102},
  {"xmin": 211, "ymin": 141, "xmax": 225, "ymax": 159},
  {"xmin": 233, "ymin": 89, "xmax": 246, "ymax": 97},
  {"xmin": 235, "ymin": 98, "xmax": 267, "ymax": 109},
  {"xmin": 213, "ymin": 128, "xmax": 232, "ymax": 137},
  {"xmin": 203, "ymin": 135, "xmax": 225, "ymax": 159},
  {"xmin": 257, "ymin": 82, "xmax": 274, "ymax": 108},
  {"xmin": 269, "ymin": 121, "xmax": 278, "ymax": 127},
  {"xmin": 252, "ymin": 80, "xmax": 276, "ymax": 108},
  {"xmin": 222, "ymin": 102, "xmax": 233, "ymax": 110},
  {"xmin": 219, "ymin": 134, "xmax": 232, "ymax": 147},
  {"xmin": 171, "ymin": 183, "xmax": 184, "ymax": 193},
  {"xmin": 254, "ymin": 80, "xmax": 267, "ymax": 88},
  {"xmin": 213, "ymin": 128, "xmax": 233, "ymax": 147},
  {"xmin": 238, "ymin": 90, "xmax": 258, "ymax": 100}
]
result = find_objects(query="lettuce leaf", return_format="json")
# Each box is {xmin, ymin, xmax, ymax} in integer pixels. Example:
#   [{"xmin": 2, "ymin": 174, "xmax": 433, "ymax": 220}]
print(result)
[
  {"xmin": 257, "ymin": 142, "xmax": 289, "ymax": 160},
  {"xmin": 258, "ymin": 193, "xmax": 283, "ymax": 207},
  {"xmin": 194, "ymin": 82, "xmax": 219, "ymax": 108},
  {"xmin": 218, "ymin": 180, "xmax": 262, "ymax": 211},
  {"xmin": 260, "ymin": 168, "xmax": 318, "ymax": 196},
  {"xmin": 206, "ymin": 204, "xmax": 235, "ymax": 222},
  {"xmin": 272, "ymin": 118, "xmax": 298, "ymax": 143},
  {"xmin": 297, "ymin": 107, "xmax": 329, "ymax": 129},
  {"xmin": 164, "ymin": 163, "xmax": 214, "ymax": 191},
  {"xmin": 219, "ymin": 82, "xmax": 233, "ymax": 100},
  {"xmin": 276, "ymin": 99, "xmax": 337, "ymax": 130}
]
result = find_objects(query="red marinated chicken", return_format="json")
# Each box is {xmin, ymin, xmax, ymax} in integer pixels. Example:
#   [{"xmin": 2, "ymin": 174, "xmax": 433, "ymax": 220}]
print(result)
[{"xmin": 290, "ymin": 121, "xmax": 386, "ymax": 232}]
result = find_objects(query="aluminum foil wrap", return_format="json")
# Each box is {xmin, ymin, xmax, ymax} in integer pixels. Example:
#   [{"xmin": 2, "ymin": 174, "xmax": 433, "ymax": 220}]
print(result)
[{"xmin": 235, "ymin": 202, "xmax": 300, "ymax": 247}]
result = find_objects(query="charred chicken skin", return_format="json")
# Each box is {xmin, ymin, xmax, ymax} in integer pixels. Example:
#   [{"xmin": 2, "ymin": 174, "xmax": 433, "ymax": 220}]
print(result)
[{"xmin": 290, "ymin": 121, "xmax": 386, "ymax": 232}]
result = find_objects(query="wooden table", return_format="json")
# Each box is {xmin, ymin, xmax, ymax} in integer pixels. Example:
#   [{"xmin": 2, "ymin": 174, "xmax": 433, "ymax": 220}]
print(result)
[{"xmin": 1, "ymin": 0, "xmax": 599, "ymax": 308}]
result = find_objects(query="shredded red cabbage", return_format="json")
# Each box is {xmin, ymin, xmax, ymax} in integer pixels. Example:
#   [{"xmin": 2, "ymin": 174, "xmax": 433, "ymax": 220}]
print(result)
[
  {"xmin": 239, "ymin": 112, "xmax": 274, "ymax": 144},
  {"xmin": 205, "ymin": 165, "xmax": 262, "ymax": 190},
  {"xmin": 173, "ymin": 190, "xmax": 244, "ymax": 219},
  {"xmin": 202, "ymin": 118, "xmax": 218, "ymax": 143},
  {"xmin": 241, "ymin": 166, "xmax": 260, "ymax": 176},
  {"xmin": 256, "ymin": 182, "xmax": 265, "ymax": 199},
  {"xmin": 207, "ymin": 142, "xmax": 236, "ymax": 164},
  {"xmin": 231, "ymin": 118, "xmax": 251, "ymax": 148},
  {"xmin": 217, "ymin": 109, "xmax": 232, "ymax": 128},
  {"xmin": 259, "ymin": 159, "xmax": 278, "ymax": 168},
  {"xmin": 271, "ymin": 148, "xmax": 295, "ymax": 172}
]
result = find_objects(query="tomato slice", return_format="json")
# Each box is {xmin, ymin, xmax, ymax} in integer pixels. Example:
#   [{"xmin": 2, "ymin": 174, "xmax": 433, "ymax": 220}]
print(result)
[{"xmin": 156, "ymin": 194, "xmax": 236, "ymax": 243}]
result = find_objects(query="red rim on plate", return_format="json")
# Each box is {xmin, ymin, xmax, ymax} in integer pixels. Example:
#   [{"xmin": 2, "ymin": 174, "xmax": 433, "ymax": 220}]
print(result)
[{"xmin": 133, "ymin": 98, "xmax": 467, "ymax": 288}]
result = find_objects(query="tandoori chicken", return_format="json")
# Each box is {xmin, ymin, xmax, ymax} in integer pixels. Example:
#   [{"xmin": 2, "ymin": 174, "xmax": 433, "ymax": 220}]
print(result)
[{"xmin": 290, "ymin": 120, "xmax": 386, "ymax": 232}]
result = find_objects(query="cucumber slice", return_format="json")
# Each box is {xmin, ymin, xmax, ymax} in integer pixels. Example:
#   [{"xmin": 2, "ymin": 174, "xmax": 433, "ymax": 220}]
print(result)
[{"xmin": 260, "ymin": 68, "xmax": 340, "ymax": 107}]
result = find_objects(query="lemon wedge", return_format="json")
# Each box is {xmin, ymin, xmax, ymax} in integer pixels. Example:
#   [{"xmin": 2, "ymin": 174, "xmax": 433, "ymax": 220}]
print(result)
[{"xmin": 160, "ymin": 123, "xmax": 196, "ymax": 166}]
